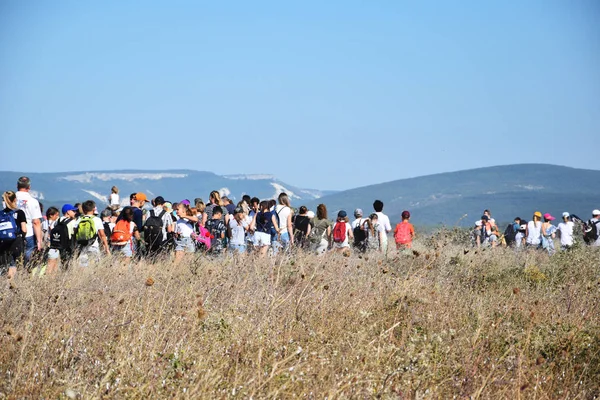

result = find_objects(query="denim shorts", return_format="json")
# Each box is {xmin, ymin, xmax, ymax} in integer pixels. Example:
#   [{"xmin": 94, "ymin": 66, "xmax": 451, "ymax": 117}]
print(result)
[
  {"xmin": 112, "ymin": 243, "xmax": 133, "ymax": 258},
  {"xmin": 175, "ymin": 237, "xmax": 195, "ymax": 253},
  {"xmin": 229, "ymin": 243, "xmax": 247, "ymax": 254}
]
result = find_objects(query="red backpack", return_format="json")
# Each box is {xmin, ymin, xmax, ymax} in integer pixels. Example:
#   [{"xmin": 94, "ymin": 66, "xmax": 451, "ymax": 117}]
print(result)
[
  {"xmin": 394, "ymin": 222, "xmax": 412, "ymax": 244},
  {"xmin": 111, "ymin": 220, "xmax": 132, "ymax": 244},
  {"xmin": 333, "ymin": 221, "xmax": 347, "ymax": 243}
]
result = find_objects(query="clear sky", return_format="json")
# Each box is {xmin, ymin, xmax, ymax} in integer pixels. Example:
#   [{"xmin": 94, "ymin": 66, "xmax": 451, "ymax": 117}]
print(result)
[{"xmin": 1, "ymin": 0, "xmax": 598, "ymax": 190}]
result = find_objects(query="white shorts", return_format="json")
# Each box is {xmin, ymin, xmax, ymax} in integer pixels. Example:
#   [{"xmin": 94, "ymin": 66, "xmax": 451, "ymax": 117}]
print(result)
[
  {"xmin": 47, "ymin": 249, "xmax": 60, "ymax": 260},
  {"xmin": 253, "ymin": 232, "xmax": 271, "ymax": 247}
]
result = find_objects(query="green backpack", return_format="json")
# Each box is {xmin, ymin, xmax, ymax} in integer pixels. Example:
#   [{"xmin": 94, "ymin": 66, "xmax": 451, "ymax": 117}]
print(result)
[{"xmin": 76, "ymin": 216, "xmax": 98, "ymax": 246}]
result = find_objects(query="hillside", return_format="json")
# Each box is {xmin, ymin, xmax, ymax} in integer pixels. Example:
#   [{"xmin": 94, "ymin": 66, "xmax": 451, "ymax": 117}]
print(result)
[
  {"xmin": 0, "ymin": 170, "xmax": 332, "ymax": 207},
  {"xmin": 304, "ymin": 164, "xmax": 600, "ymax": 227}
]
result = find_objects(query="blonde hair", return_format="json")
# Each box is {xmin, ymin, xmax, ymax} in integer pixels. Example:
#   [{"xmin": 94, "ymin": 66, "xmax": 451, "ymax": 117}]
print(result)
[
  {"xmin": 210, "ymin": 190, "xmax": 223, "ymax": 206},
  {"xmin": 2, "ymin": 191, "xmax": 17, "ymax": 210},
  {"xmin": 111, "ymin": 186, "xmax": 119, "ymax": 194},
  {"xmin": 196, "ymin": 201, "xmax": 206, "ymax": 213}
]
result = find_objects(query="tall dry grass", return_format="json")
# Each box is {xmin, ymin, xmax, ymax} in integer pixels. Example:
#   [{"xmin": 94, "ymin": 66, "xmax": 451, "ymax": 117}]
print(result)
[{"xmin": 1, "ymin": 236, "xmax": 599, "ymax": 398}]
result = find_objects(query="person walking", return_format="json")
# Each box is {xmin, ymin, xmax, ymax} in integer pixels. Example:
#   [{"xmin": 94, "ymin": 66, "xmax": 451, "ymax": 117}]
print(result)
[
  {"xmin": 556, "ymin": 212, "xmax": 575, "ymax": 250},
  {"xmin": 15, "ymin": 176, "xmax": 43, "ymax": 265}
]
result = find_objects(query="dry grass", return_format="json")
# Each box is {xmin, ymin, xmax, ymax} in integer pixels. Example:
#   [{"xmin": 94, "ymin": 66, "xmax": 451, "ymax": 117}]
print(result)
[{"xmin": 1, "ymin": 237, "xmax": 599, "ymax": 398}]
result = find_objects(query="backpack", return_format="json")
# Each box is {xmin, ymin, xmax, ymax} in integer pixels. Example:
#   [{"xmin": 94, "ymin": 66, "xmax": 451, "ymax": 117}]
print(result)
[
  {"xmin": 394, "ymin": 222, "xmax": 412, "ymax": 245},
  {"xmin": 583, "ymin": 220, "xmax": 600, "ymax": 244},
  {"xmin": 504, "ymin": 223, "xmax": 517, "ymax": 245},
  {"xmin": 50, "ymin": 218, "xmax": 73, "ymax": 251},
  {"xmin": 257, "ymin": 211, "xmax": 273, "ymax": 234},
  {"xmin": 0, "ymin": 209, "xmax": 19, "ymax": 242},
  {"xmin": 192, "ymin": 223, "xmax": 212, "ymax": 251},
  {"xmin": 75, "ymin": 216, "xmax": 98, "ymax": 246},
  {"xmin": 110, "ymin": 219, "xmax": 132, "ymax": 244},
  {"xmin": 353, "ymin": 219, "xmax": 367, "ymax": 248},
  {"xmin": 333, "ymin": 221, "xmax": 347, "ymax": 243},
  {"xmin": 144, "ymin": 210, "xmax": 166, "ymax": 249}
]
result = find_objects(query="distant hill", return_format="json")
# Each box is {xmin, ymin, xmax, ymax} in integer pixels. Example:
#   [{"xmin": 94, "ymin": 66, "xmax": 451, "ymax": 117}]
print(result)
[
  {"xmin": 0, "ymin": 170, "xmax": 334, "ymax": 207},
  {"xmin": 304, "ymin": 164, "xmax": 600, "ymax": 227}
]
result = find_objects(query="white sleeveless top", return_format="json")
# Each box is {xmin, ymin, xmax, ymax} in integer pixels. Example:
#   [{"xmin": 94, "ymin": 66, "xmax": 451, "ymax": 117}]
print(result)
[{"xmin": 526, "ymin": 221, "xmax": 542, "ymax": 245}]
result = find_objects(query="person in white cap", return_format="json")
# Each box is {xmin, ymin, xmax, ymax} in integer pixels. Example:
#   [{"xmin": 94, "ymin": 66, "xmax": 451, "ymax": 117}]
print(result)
[
  {"xmin": 584, "ymin": 209, "xmax": 600, "ymax": 247},
  {"xmin": 556, "ymin": 212, "xmax": 575, "ymax": 250}
]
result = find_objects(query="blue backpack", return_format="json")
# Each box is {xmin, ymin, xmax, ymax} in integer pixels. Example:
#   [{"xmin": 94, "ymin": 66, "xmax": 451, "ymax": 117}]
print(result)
[{"xmin": 0, "ymin": 209, "xmax": 20, "ymax": 242}]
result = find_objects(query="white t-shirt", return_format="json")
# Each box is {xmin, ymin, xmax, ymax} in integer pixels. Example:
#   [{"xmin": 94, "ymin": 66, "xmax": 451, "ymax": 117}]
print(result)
[
  {"xmin": 556, "ymin": 221, "xmax": 574, "ymax": 247},
  {"xmin": 229, "ymin": 218, "xmax": 248, "ymax": 245},
  {"xmin": 16, "ymin": 191, "xmax": 42, "ymax": 238},
  {"xmin": 151, "ymin": 206, "xmax": 173, "ymax": 239},
  {"xmin": 333, "ymin": 222, "xmax": 352, "ymax": 248},
  {"xmin": 110, "ymin": 193, "xmax": 120, "ymax": 206},
  {"xmin": 175, "ymin": 218, "xmax": 194, "ymax": 238},
  {"xmin": 74, "ymin": 215, "xmax": 104, "ymax": 250},
  {"xmin": 526, "ymin": 221, "xmax": 542, "ymax": 245},
  {"xmin": 351, "ymin": 218, "xmax": 366, "ymax": 230},
  {"xmin": 375, "ymin": 212, "xmax": 391, "ymax": 233},
  {"xmin": 590, "ymin": 218, "xmax": 600, "ymax": 247},
  {"xmin": 276, "ymin": 205, "xmax": 292, "ymax": 234}
]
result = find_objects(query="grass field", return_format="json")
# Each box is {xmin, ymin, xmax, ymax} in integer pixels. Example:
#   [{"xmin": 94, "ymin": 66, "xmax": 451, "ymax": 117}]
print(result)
[{"xmin": 1, "ymin": 236, "xmax": 599, "ymax": 398}]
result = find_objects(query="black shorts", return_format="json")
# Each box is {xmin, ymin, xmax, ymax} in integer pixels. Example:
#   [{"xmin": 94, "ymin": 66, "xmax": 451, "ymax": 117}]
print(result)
[{"xmin": 0, "ymin": 237, "xmax": 25, "ymax": 270}]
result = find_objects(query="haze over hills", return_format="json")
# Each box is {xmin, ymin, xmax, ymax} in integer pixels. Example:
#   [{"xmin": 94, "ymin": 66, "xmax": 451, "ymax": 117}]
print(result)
[
  {"xmin": 0, "ymin": 164, "xmax": 598, "ymax": 227},
  {"xmin": 305, "ymin": 164, "xmax": 600, "ymax": 227},
  {"xmin": 0, "ymin": 170, "xmax": 333, "ymax": 207}
]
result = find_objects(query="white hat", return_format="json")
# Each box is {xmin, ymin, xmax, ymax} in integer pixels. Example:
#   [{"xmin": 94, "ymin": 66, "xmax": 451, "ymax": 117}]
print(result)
[
  {"xmin": 562, "ymin": 212, "xmax": 570, "ymax": 218},
  {"xmin": 475, "ymin": 220, "xmax": 482, "ymax": 226},
  {"xmin": 306, "ymin": 210, "xmax": 315, "ymax": 219},
  {"xmin": 520, "ymin": 224, "xmax": 527, "ymax": 230},
  {"xmin": 593, "ymin": 209, "xmax": 600, "ymax": 216}
]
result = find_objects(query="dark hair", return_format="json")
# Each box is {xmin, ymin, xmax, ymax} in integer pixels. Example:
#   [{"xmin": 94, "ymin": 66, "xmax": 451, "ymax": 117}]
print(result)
[
  {"xmin": 373, "ymin": 200, "xmax": 384, "ymax": 212},
  {"xmin": 17, "ymin": 176, "xmax": 31, "ymax": 190},
  {"xmin": 212, "ymin": 206, "xmax": 223, "ymax": 216},
  {"xmin": 46, "ymin": 206, "xmax": 59, "ymax": 218},
  {"xmin": 130, "ymin": 193, "xmax": 137, "ymax": 201},
  {"xmin": 299, "ymin": 206, "xmax": 308, "ymax": 214},
  {"xmin": 268, "ymin": 199, "xmax": 276, "ymax": 208},
  {"xmin": 121, "ymin": 206, "xmax": 134, "ymax": 222},
  {"xmin": 484, "ymin": 209, "xmax": 491, "ymax": 215},
  {"xmin": 82, "ymin": 200, "xmax": 96, "ymax": 213},
  {"xmin": 242, "ymin": 195, "xmax": 251, "ymax": 204},
  {"xmin": 316, "ymin": 204, "xmax": 327, "ymax": 220},
  {"xmin": 251, "ymin": 197, "xmax": 260, "ymax": 206},
  {"xmin": 259, "ymin": 200, "xmax": 270, "ymax": 211},
  {"xmin": 38, "ymin": 202, "xmax": 44, "ymax": 214}
]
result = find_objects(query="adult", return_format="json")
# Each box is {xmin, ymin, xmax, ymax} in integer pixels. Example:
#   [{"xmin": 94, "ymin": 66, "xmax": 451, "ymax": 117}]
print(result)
[
  {"xmin": 310, "ymin": 204, "xmax": 332, "ymax": 255},
  {"xmin": 250, "ymin": 200, "xmax": 280, "ymax": 257},
  {"xmin": 275, "ymin": 193, "xmax": 294, "ymax": 249},
  {"xmin": 292, "ymin": 206, "xmax": 312, "ymax": 249},
  {"xmin": 373, "ymin": 200, "xmax": 391, "ymax": 254},
  {"xmin": 351, "ymin": 209, "xmax": 368, "ymax": 252},
  {"xmin": 541, "ymin": 213, "xmax": 557, "ymax": 255},
  {"xmin": 222, "ymin": 196, "xmax": 236, "ymax": 216},
  {"xmin": 525, "ymin": 211, "xmax": 543, "ymax": 248},
  {"xmin": 556, "ymin": 212, "xmax": 575, "ymax": 250},
  {"xmin": 144, "ymin": 196, "xmax": 173, "ymax": 256},
  {"xmin": 15, "ymin": 176, "xmax": 43, "ymax": 264},
  {"xmin": 0, "ymin": 191, "xmax": 27, "ymax": 279},
  {"xmin": 585, "ymin": 209, "xmax": 600, "ymax": 247}
]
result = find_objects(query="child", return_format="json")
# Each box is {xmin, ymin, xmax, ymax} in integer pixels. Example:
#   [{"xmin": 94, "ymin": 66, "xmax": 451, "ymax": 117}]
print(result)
[
  {"xmin": 228, "ymin": 206, "xmax": 249, "ymax": 254},
  {"xmin": 332, "ymin": 210, "xmax": 353, "ymax": 253},
  {"xmin": 110, "ymin": 186, "xmax": 120, "ymax": 207},
  {"xmin": 250, "ymin": 201, "xmax": 280, "ymax": 257},
  {"xmin": 74, "ymin": 200, "xmax": 110, "ymax": 267},
  {"xmin": 47, "ymin": 204, "xmax": 77, "ymax": 273},
  {"xmin": 174, "ymin": 202, "xmax": 197, "ymax": 262},
  {"xmin": 394, "ymin": 210, "xmax": 415, "ymax": 249},
  {"xmin": 205, "ymin": 206, "xmax": 227, "ymax": 254},
  {"xmin": 110, "ymin": 206, "xmax": 140, "ymax": 261}
]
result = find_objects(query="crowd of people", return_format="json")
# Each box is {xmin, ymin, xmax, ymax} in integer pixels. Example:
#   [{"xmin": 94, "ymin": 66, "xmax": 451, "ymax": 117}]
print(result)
[{"xmin": 1, "ymin": 176, "xmax": 599, "ymax": 279}]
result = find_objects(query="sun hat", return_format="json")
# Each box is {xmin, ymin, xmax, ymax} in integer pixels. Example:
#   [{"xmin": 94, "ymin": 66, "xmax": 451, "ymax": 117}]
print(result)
[
  {"xmin": 135, "ymin": 193, "xmax": 149, "ymax": 203},
  {"xmin": 402, "ymin": 210, "xmax": 410, "ymax": 219},
  {"xmin": 534, "ymin": 211, "xmax": 542, "ymax": 218},
  {"xmin": 163, "ymin": 202, "xmax": 173, "ymax": 211},
  {"xmin": 543, "ymin": 213, "xmax": 555, "ymax": 221},
  {"xmin": 354, "ymin": 208, "xmax": 363, "ymax": 217},
  {"xmin": 306, "ymin": 210, "xmax": 315, "ymax": 219},
  {"xmin": 593, "ymin": 209, "xmax": 600, "ymax": 216},
  {"xmin": 338, "ymin": 210, "xmax": 347, "ymax": 218},
  {"xmin": 562, "ymin": 212, "xmax": 570, "ymax": 218},
  {"xmin": 61, "ymin": 204, "xmax": 78, "ymax": 215},
  {"xmin": 475, "ymin": 220, "xmax": 482, "ymax": 227}
]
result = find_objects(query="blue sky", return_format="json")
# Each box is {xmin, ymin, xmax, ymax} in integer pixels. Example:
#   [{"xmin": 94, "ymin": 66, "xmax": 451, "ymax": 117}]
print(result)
[{"xmin": 1, "ymin": 0, "xmax": 598, "ymax": 190}]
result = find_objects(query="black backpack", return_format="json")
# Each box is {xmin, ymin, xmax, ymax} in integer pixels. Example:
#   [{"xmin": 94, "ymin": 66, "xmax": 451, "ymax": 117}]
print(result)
[
  {"xmin": 504, "ymin": 223, "xmax": 517, "ymax": 246},
  {"xmin": 144, "ymin": 210, "xmax": 166, "ymax": 250},
  {"xmin": 50, "ymin": 218, "xmax": 73, "ymax": 252},
  {"xmin": 583, "ymin": 220, "xmax": 600, "ymax": 244},
  {"xmin": 103, "ymin": 222, "xmax": 112, "ymax": 238},
  {"xmin": 353, "ymin": 219, "xmax": 368, "ymax": 251}
]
